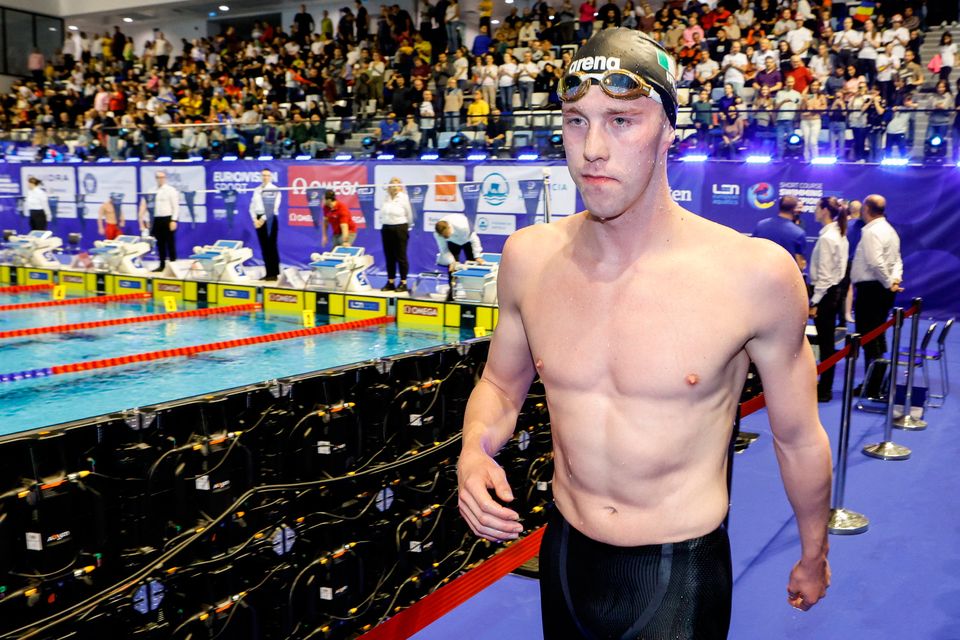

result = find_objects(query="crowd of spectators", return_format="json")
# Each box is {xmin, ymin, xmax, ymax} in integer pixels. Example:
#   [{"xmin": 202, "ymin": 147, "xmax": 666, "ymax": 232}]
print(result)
[{"xmin": 1, "ymin": 0, "xmax": 953, "ymax": 162}]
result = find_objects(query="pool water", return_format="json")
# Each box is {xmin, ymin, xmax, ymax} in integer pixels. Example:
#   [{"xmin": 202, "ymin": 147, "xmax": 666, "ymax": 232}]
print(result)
[{"xmin": 0, "ymin": 293, "xmax": 468, "ymax": 435}]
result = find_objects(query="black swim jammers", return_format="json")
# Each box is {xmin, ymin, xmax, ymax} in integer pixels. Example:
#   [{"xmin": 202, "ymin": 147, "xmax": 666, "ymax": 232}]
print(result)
[{"xmin": 539, "ymin": 506, "xmax": 732, "ymax": 640}]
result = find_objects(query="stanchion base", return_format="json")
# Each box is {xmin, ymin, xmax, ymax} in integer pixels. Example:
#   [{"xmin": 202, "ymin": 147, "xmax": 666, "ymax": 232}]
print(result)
[
  {"xmin": 892, "ymin": 414, "xmax": 928, "ymax": 430},
  {"xmin": 828, "ymin": 508, "xmax": 870, "ymax": 535},
  {"xmin": 862, "ymin": 441, "xmax": 911, "ymax": 460}
]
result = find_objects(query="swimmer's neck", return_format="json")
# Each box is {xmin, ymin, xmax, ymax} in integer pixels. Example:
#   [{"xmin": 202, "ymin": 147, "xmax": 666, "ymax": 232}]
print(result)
[{"xmin": 579, "ymin": 180, "xmax": 681, "ymax": 263}]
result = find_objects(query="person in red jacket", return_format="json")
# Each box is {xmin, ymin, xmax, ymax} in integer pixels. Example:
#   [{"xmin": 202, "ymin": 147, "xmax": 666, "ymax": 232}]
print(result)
[{"xmin": 322, "ymin": 190, "xmax": 357, "ymax": 247}]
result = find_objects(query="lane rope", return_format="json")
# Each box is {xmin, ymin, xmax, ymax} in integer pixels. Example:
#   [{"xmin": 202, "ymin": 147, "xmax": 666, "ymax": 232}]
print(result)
[
  {"xmin": 0, "ymin": 303, "xmax": 261, "ymax": 340},
  {"xmin": 0, "ymin": 284, "xmax": 55, "ymax": 294},
  {"xmin": 0, "ymin": 292, "xmax": 151, "ymax": 312},
  {"xmin": 0, "ymin": 315, "xmax": 394, "ymax": 382}
]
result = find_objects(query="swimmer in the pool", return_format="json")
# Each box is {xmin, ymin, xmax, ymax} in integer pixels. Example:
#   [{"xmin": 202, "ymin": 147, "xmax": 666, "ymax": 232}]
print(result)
[{"xmin": 456, "ymin": 28, "xmax": 832, "ymax": 640}]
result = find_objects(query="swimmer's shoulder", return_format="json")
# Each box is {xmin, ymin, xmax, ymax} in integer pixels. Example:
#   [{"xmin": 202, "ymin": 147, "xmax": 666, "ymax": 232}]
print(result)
[{"xmin": 502, "ymin": 213, "xmax": 580, "ymax": 263}]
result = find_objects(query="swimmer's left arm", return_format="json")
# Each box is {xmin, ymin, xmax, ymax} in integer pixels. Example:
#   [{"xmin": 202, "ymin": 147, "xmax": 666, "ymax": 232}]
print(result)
[{"xmin": 744, "ymin": 242, "xmax": 832, "ymax": 610}]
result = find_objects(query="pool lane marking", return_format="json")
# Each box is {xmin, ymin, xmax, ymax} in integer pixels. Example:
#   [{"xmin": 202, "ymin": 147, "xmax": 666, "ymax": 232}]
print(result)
[
  {"xmin": 0, "ymin": 315, "xmax": 395, "ymax": 382},
  {"xmin": 0, "ymin": 303, "xmax": 262, "ymax": 340},
  {"xmin": 0, "ymin": 292, "xmax": 152, "ymax": 312},
  {"xmin": 0, "ymin": 284, "xmax": 55, "ymax": 294}
]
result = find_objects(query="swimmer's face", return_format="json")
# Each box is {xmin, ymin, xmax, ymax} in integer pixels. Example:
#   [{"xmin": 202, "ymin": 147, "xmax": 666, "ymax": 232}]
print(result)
[{"xmin": 562, "ymin": 86, "xmax": 672, "ymax": 221}]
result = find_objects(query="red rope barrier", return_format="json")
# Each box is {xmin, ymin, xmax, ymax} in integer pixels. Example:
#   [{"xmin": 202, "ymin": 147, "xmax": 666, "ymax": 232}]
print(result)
[
  {"xmin": 0, "ymin": 292, "xmax": 151, "ymax": 312},
  {"xmin": 358, "ymin": 528, "xmax": 545, "ymax": 640},
  {"xmin": 0, "ymin": 303, "xmax": 262, "ymax": 340},
  {"xmin": 739, "ymin": 303, "xmax": 919, "ymax": 418},
  {"xmin": 47, "ymin": 316, "xmax": 394, "ymax": 376},
  {"xmin": 0, "ymin": 283, "xmax": 54, "ymax": 294}
]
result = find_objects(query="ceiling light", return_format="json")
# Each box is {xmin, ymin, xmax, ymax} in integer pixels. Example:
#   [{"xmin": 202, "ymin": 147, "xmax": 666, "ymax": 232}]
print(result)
[
  {"xmin": 48, "ymin": 26, "xmax": 57, "ymax": 31},
  {"xmin": 219, "ymin": 4, "xmax": 230, "ymax": 10},
  {"xmin": 123, "ymin": 17, "xmax": 133, "ymax": 23},
  {"xmin": 68, "ymin": 25, "xmax": 78, "ymax": 31},
  {"xmin": 491, "ymin": 19, "xmax": 500, "ymax": 25}
]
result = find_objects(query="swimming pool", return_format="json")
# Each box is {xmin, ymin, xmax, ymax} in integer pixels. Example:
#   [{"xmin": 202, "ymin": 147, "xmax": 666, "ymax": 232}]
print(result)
[{"xmin": 0, "ymin": 293, "xmax": 468, "ymax": 435}]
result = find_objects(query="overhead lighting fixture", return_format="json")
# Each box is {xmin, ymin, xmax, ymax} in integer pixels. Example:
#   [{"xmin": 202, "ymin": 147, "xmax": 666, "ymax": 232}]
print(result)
[
  {"xmin": 123, "ymin": 17, "xmax": 133, "ymax": 23},
  {"xmin": 219, "ymin": 4, "xmax": 230, "ymax": 10},
  {"xmin": 491, "ymin": 19, "xmax": 500, "ymax": 25},
  {"xmin": 48, "ymin": 26, "xmax": 57, "ymax": 32},
  {"xmin": 68, "ymin": 25, "xmax": 78, "ymax": 31}
]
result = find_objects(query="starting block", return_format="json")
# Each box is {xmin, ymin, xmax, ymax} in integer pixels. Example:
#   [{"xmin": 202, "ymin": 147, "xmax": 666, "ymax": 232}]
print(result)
[
  {"xmin": 89, "ymin": 235, "xmax": 151, "ymax": 275},
  {"xmin": 307, "ymin": 246, "xmax": 374, "ymax": 292},
  {"xmin": 1, "ymin": 230, "xmax": 63, "ymax": 269},
  {"xmin": 189, "ymin": 239, "xmax": 253, "ymax": 282},
  {"xmin": 451, "ymin": 253, "xmax": 501, "ymax": 304}
]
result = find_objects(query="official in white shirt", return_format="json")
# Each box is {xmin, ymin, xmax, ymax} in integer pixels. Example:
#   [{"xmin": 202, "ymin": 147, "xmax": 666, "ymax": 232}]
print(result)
[
  {"xmin": 25, "ymin": 177, "xmax": 52, "ymax": 231},
  {"xmin": 809, "ymin": 197, "xmax": 849, "ymax": 402},
  {"xmin": 434, "ymin": 212, "xmax": 484, "ymax": 299},
  {"xmin": 379, "ymin": 177, "xmax": 414, "ymax": 293},
  {"xmin": 851, "ymin": 194, "xmax": 904, "ymax": 379},
  {"xmin": 249, "ymin": 168, "xmax": 282, "ymax": 281},
  {"xmin": 140, "ymin": 170, "xmax": 180, "ymax": 272}
]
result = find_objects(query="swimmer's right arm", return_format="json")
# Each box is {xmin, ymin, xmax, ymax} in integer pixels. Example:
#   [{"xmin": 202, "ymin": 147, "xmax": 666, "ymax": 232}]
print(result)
[{"xmin": 458, "ymin": 234, "xmax": 537, "ymax": 542}]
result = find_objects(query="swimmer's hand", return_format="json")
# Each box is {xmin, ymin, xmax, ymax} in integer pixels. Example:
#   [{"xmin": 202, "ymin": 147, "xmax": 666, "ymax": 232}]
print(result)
[
  {"xmin": 787, "ymin": 554, "xmax": 830, "ymax": 611},
  {"xmin": 457, "ymin": 450, "xmax": 523, "ymax": 543}
]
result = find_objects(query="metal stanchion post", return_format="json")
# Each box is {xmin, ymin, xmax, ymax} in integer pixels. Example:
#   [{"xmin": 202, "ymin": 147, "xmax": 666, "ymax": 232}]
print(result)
[
  {"xmin": 894, "ymin": 298, "xmax": 927, "ymax": 430},
  {"xmin": 542, "ymin": 168, "xmax": 552, "ymax": 224},
  {"xmin": 829, "ymin": 334, "xmax": 869, "ymax": 534},
  {"xmin": 863, "ymin": 307, "xmax": 912, "ymax": 460}
]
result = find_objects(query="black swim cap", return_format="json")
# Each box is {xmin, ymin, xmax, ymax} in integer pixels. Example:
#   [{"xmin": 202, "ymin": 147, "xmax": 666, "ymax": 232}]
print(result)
[{"xmin": 568, "ymin": 28, "xmax": 678, "ymax": 127}]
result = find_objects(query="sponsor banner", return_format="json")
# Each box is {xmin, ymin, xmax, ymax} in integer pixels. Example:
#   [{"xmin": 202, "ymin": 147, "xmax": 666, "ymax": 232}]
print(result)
[
  {"xmin": 474, "ymin": 214, "xmax": 517, "ymax": 236},
  {"xmin": 21, "ymin": 166, "xmax": 77, "ymax": 219},
  {"xmin": 80, "ymin": 166, "xmax": 136, "ymax": 229},
  {"xmin": 287, "ymin": 164, "xmax": 367, "ymax": 230},
  {"xmin": 48, "ymin": 197, "xmax": 58, "ymax": 225},
  {"xmin": 306, "ymin": 187, "xmax": 325, "ymax": 229},
  {"xmin": 458, "ymin": 181, "xmax": 482, "ymax": 218},
  {"xmin": 518, "ymin": 179, "xmax": 544, "ymax": 217},
  {"xmin": 356, "ymin": 184, "xmax": 376, "ymax": 222},
  {"xmin": 219, "ymin": 188, "xmax": 238, "ymax": 229},
  {"xmin": 397, "ymin": 300, "xmax": 444, "ymax": 326},
  {"xmin": 472, "ymin": 164, "xmax": 578, "ymax": 218},
  {"xmin": 372, "ymin": 164, "xmax": 467, "ymax": 215},
  {"xmin": 143, "ymin": 193, "xmax": 156, "ymax": 224},
  {"xmin": 408, "ymin": 182, "xmax": 428, "ymax": 221},
  {"xmin": 140, "ymin": 165, "xmax": 208, "ymax": 225}
]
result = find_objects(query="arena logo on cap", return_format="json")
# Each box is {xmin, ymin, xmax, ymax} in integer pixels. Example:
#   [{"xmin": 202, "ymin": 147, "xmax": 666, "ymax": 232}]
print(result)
[
  {"xmin": 747, "ymin": 182, "xmax": 777, "ymax": 210},
  {"xmin": 568, "ymin": 55, "xmax": 621, "ymax": 73}
]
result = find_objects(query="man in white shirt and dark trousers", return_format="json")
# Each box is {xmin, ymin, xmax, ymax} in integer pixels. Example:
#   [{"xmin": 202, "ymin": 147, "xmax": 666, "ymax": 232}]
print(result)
[
  {"xmin": 379, "ymin": 177, "xmax": 415, "ymax": 292},
  {"xmin": 433, "ymin": 213, "xmax": 483, "ymax": 300},
  {"xmin": 143, "ymin": 170, "xmax": 180, "ymax": 272},
  {"xmin": 249, "ymin": 168, "xmax": 282, "ymax": 281},
  {"xmin": 851, "ymin": 194, "xmax": 904, "ymax": 392}
]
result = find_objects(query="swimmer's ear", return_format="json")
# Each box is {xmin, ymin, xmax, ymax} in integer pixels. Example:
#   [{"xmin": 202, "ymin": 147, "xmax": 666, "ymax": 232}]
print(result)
[{"xmin": 657, "ymin": 117, "xmax": 674, "ymax": 157}]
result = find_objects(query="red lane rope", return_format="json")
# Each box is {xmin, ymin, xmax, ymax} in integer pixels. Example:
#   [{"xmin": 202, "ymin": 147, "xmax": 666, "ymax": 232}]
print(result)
[
  {"xmin": 358, "ymin": 528, "xmax": 545, "ymax": 640},
  {"xmin": 0, "ymin": 283, "xmax": 54, "ymax": 294},
  {"xmin": 0, "ymin": 303, "xmax": 262, "ymax": 340},
  {"xmin": 46, "ymin": 316, "xmax": 394, "ymax": 376},
  {"xmin": 0, "ymin": 292, "xmax": 151, "ymax": 312}
]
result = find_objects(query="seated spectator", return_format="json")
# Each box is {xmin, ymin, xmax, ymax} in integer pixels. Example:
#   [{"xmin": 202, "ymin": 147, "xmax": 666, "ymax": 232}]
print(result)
[
  {"xmin": 716, "ymin": 83, "xmax": 739, "ymax": 113},
  {"xmin": 376, "ymin": 112, "xmax": 401, "ymax": 147},
  {"xmin": 751, "ymin": 84, "xmax": 776, "ymax": 151},
  {"xmin": 753, "ymin": 56, "xmax": 783, "ymax": 92},
  {"xmin": 389, "ymin": 114, "xmax": 420, "ymax": 156},
  {"xmin": 483, "ymin": 109, "xmax": 507, "ymax": 152},
  {"xmin": 718, "ymin": 105, "xmax": 745, "ymax": 158}
]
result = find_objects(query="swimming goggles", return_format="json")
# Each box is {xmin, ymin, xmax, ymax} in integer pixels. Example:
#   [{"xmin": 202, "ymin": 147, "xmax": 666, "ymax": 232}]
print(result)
[{"xmin": 558, "ymin": 69, "xmax": 663, "ymax": 105}]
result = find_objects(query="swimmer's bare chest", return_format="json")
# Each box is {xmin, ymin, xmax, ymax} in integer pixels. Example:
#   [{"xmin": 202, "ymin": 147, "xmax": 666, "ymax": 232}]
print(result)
[{"xmin": 521, "ymin": 250, "xmax": 751, "ymax": 402}]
